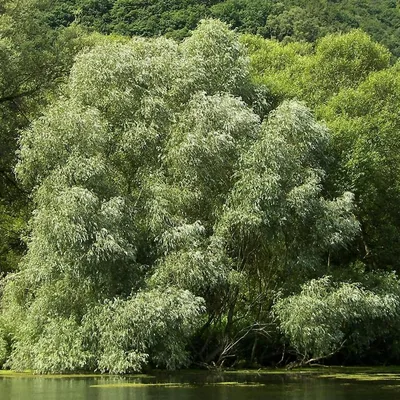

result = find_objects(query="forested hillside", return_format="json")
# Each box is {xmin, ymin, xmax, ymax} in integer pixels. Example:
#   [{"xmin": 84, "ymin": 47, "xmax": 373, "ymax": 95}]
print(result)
[
  {"xmin": 43, "ymin": 0, "xmax": 400, "ymax": 56},
  {"xmin": 0, "ymin": 0, "xmax": 400, "ymax": 373}
]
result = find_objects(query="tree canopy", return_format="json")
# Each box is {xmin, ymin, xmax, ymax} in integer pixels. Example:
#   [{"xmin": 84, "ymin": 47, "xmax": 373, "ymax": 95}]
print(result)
[
  {"xmin": 0, "ymin": 1, "xmax": 400, "ymax": 372},
  {"xmin": 0, "ymin": 19, "xmax": 373, "ymax": 372}
]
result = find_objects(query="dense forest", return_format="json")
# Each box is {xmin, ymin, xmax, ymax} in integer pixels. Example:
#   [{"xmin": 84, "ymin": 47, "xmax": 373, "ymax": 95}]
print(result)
[
  {"xmin": 43, "ymin": 0, "xmax": 400, "ymax": 56},
  {"xmin": 0, "ymin": 0, "xmax": 400, "ymax": 373}
]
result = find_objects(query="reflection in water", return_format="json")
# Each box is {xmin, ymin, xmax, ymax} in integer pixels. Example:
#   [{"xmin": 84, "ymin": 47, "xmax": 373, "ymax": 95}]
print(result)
[{"xmin": 0, "ymin": 373, "xmax": 397, "ymax": 400}]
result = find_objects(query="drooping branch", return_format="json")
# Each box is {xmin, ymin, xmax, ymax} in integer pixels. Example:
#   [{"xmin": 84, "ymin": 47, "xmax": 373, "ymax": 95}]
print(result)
[{"xmin": 286, "ymin": 340, "xmax": 347, "ymax": 369}]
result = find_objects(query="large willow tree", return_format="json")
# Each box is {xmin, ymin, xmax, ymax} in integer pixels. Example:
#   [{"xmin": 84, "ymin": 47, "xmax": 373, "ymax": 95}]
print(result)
[{"xmin": 0, "ymin": 20, "xmax": 360, "ymax": 373}]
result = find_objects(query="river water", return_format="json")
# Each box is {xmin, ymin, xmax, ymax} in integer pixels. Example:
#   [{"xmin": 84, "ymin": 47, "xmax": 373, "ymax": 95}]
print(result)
[{"xmin": 1, "ymin": 371, "xmax": 399, "ymax": 400}]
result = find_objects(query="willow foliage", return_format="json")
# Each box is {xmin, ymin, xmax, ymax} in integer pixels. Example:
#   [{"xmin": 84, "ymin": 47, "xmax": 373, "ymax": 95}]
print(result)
[
  {"xmin": 274, "ymin": 275, "xmax": 400, "ymax": 361},
  {"xmin": 0, "ymin": 19, "xmax": 361, "ymax": 372}
]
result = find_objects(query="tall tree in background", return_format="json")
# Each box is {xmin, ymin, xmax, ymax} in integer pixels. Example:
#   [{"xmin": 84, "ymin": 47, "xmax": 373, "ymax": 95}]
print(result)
[
  {"xmin": 245, "ymin": 30, "xmax": 400, "ymax": 272},
  {"xmin": 321, "ymin": 64, "xmax": 400, "ymax": 270}
]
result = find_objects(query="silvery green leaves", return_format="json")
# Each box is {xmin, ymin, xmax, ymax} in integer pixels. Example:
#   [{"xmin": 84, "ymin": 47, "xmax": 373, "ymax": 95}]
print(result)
[
  {"xmin": 217, "ymin": 101, "xmax": 359, "ymax": 273},
  {"xmin": 69, "ymin": 37, "xmax": 181, "ymax": 125},
  {"xmin": 0, "ymin": 321, "xmax": 7, "ymax": 367},
  {"xmin": 181, "ymin": 19, "xmax": 251, "ymax": 96},
  {"xmin": 16, "ymin": 102, "xmax": 112, "ymax": 190},
  {"xmin": 1, "ymin": 20, "xmax": 359, "ymax": 372},
  {"xmin": 86, "ymin": 288, "xmax": 205, "ymax": 373},
  {"xmin": 166, "ymin": 92, "xmax": 260, "ymax": 223},
  {"xmin": 273, "ymin": 275, "xmax": 400, "ymax": 362}
]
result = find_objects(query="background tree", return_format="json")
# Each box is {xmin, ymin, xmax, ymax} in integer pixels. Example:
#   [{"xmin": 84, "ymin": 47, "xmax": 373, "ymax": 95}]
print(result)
[
  {"xmin": 320, "ymin": 63, "xmax": 400, "ymax": 270},
  {"xmin": 243, "ymin": 30, "xmax": 391, "ymax": 107}
]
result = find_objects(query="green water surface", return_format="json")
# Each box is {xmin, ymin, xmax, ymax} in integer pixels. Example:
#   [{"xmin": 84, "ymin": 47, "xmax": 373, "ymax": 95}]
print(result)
[{"xmin": 1, "ymin": 370, "xmax": 400, "ymax": 400}]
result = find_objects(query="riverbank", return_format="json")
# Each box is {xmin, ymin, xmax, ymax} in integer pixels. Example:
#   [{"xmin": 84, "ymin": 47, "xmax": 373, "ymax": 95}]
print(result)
[{"xmin": 2, "ymin": 366, "xmax": 400, "ymax": 381}]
